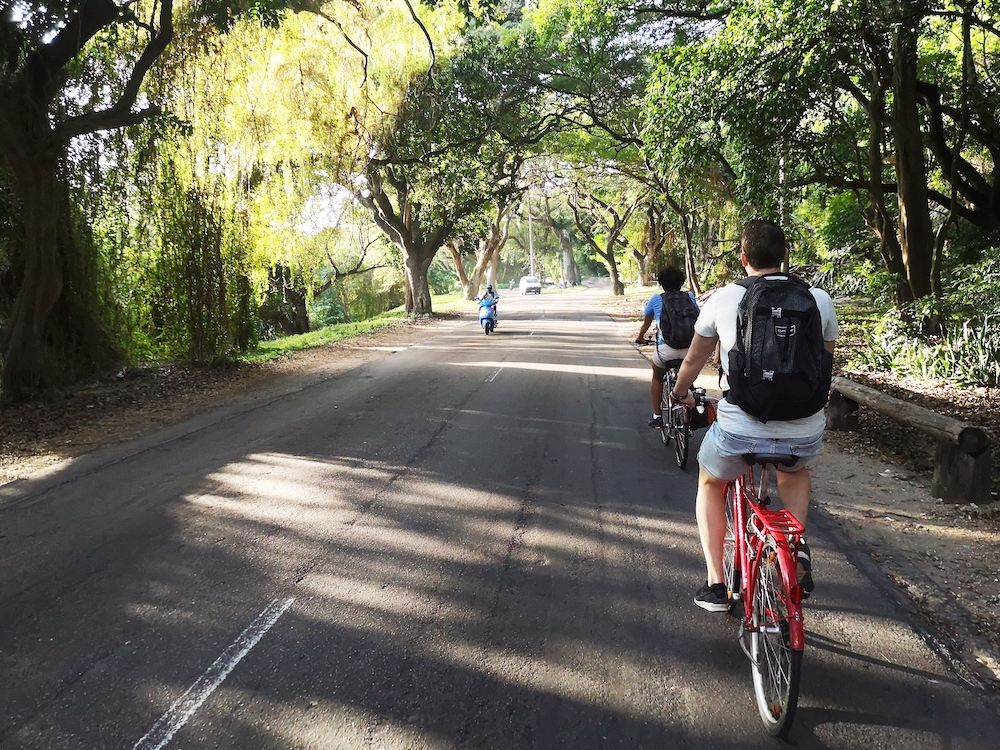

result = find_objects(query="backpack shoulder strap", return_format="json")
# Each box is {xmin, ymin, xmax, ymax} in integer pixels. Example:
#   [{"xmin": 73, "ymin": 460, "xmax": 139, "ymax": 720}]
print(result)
[
  {"xmin": 736, "ymin": 274, "xmax": 813, "ymax": 294},
  {"xmin": 782, "ymin": 273, "xmax": 811, "ymax": 290}
]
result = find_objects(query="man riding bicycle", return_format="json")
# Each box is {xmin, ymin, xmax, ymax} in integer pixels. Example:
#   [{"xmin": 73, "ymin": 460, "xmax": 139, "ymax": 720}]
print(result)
[{"xmin": 670, "ymin": 220, "xmax": 839, "ymax": 612}]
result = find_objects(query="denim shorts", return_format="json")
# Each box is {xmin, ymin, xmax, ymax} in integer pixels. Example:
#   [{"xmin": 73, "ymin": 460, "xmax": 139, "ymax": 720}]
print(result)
[{"xmin": 697, "ymin": 423, "xmax": 825, "ymax": 482}]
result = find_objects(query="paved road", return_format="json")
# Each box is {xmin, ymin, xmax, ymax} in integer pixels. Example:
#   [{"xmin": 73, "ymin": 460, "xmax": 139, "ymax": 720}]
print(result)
[{"xmin": 0, "ymin": 288, "xmax": 997, "ymax": 749}]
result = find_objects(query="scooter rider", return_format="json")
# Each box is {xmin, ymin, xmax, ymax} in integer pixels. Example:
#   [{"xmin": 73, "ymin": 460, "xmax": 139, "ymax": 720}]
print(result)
[{"xmin": 479, "ymin": 284, "xmax": 499, "ymax": 326}]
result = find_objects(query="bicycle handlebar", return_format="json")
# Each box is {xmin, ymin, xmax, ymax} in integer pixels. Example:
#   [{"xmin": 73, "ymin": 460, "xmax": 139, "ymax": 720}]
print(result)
[{"xmin": 691, "ymin": 388, "xmax": 718, "ymax": 408}]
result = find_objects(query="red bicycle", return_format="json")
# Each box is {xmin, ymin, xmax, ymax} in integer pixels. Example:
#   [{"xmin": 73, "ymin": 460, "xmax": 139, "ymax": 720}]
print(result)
[{"xmin": 719, "ymin": 440, "xmax": 807, "ymax": 737}]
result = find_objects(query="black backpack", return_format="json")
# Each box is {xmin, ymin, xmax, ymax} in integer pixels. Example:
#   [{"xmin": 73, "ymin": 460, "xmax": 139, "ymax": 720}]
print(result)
[
  {"xmin": 658, "ymin": 290, "xmax": 699, "ymax": 349},
  {"xmin": 727, "ymin": 275, "xmax": 833, "ymax": 423}
]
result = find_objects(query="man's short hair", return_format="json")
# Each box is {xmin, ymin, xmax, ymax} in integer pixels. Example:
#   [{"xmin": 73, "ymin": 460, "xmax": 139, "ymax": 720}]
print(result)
[
  {"xmin": 657, "ymin": 266, "xmax": 686, "ymax": 291},
  {"xmin": 740, "ymin": 220, "xmax": 786, "ymax": 270}
]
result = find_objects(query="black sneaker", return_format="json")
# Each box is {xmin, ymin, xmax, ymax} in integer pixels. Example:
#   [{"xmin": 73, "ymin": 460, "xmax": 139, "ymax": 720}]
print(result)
[
  {"xmin": 797, "ymin": 541, "xmax": 814, "ymax": 598},
  {"xmin": 694, "ymin": 582, "xmax": 730, "ymax": 612},
  {"xmin": 648, "ymin": 415, "xmax": 664, "ymax": 429}
]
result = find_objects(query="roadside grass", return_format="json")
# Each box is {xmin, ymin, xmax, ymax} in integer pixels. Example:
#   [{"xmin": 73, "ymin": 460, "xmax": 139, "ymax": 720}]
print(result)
[
  {"xmin": 187, "ymin": 284, "xmax": 885, "ymax": 372},
  {"xmin": 239, "ymin": 290, "xmax": 473, "ymax": 364},
  {"xmin": 427, "ymin": 290, "xmax": 472, "ymax": 313},
  {"xmin": 240, "ymin": 284, "xmax": 604, "ymax": 365},
  {"xmin": 240, "ymin": 312, "xmax": 408, "ymax": 364},
  {"xmin": 541, "ymin": 283, "xmax": 593, "ymax": 295}
]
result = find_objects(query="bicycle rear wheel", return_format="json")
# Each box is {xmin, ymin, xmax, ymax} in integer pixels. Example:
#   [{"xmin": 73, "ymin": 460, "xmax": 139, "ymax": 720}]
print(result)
[
  {"xmin": 750, "ymin": 535, "xmax": 802, "ymax": 738},
  {"xmin": 673, "ymin": 406, "xmax": 690, "ymax": 468},
  {"xmin": 723, "ymin": 484, "xmax": 740, "ymax": 611}
]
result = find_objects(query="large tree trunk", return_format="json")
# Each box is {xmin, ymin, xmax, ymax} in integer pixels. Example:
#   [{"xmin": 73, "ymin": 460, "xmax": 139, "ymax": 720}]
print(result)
[
  {"xmin": 404, "ymin": 248, "xmax": 436, "ymax": 314},
  {"xmin": 0, "ymin": 146, "xmax": 115, "ymax": 395},
  {"xmin": 541, "ymin": 196, "xmax": 580, "ymax": 286},
  {"xmin": 466, "ymin": 238, "xmax": 499, "ymax": 299},
  {"xmin": 1, "ymin": 152, "xmax": 65, "ymax": 393},
  {"xmin": 358, "ymin": 171, "xmax": 452, "ymax": 316},
  {"xmin": 892, "ymin": 20, "xmax": 935, "ymax": 300},
  {"xmin": 0, "ymin": 0, "xmax": 171, "ymax": 396},
  {"xmin": 559, "ymin": 231, "xmax": 580, "ymax": 286},
  {"xmin": 636, "ymin": 202, "xmax": 667, "ymax": 286},
  {"xmin": 569, "ymin": 195, "xmax": 634, "ymax": 296},
  {"xmin": 462, "ymin": 206, "xmax": 511, "ymax": 300},
  {"xmin": 487, "ymin": 252, "xmax": 499, "ymax": 290},
  {"xmin": 260, "ymin": 265, "xmax": 310, "ymax": 335},
  {"xmin": 865, "ymin": 70, "xmax": 912, "ymax": 304},
  {"xmin": 447, "ymin": 240, "xmax": 471, "ymax": 293},
  {"xmin": 663, "ymin": 193, "xmax": 701, "ymax": 295},
  {"xmin": 606, "ymin": 251, "xmax": 626, "ymax": 296}
]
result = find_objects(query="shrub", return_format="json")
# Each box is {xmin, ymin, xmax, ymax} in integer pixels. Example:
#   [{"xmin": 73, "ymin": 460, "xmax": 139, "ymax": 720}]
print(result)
[{"xmin": 848, "ymin": 258, "xmax": 1000, "ymax": 386}]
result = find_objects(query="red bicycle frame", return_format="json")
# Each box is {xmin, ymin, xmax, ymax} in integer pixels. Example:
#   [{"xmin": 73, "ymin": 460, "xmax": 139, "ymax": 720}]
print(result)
[{"xmin": 727, "ymin": 463, "xmax": 806, "ymax": 651}]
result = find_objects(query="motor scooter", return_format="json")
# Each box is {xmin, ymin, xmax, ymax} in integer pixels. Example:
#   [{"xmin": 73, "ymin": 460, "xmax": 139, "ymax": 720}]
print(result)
[{"xmin": 477, "ymin": 298, "xmax": 497, "ymax": 335}]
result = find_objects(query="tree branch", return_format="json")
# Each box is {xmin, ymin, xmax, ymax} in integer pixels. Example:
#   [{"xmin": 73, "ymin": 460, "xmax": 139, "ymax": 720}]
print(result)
[
  {"xmin": 289, "ymin": 0, "xmax": 370, "ymax": 86},
  {"xmin": 18, "ymin": 0, "xmax": 120, "ymax": 105},
  {"xmin": 56, "ymin": 0, "xmax": 174, "ymax": 141},
  {"xmin": 400, "ymin": 0, "xmax": 435, "ymax": 83}
]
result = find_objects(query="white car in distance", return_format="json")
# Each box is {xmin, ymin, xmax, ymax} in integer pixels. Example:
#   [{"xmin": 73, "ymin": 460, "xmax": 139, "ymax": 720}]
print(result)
[{"xmin": 519, "ymin": 276, "xmax": 542, "ymax": 294}]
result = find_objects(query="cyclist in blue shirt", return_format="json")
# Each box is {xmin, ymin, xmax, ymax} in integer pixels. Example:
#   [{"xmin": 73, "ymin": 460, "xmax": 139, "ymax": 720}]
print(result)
[{"xmin": 634, "ymin": 266, "xmax": 698, "ymax": 428}]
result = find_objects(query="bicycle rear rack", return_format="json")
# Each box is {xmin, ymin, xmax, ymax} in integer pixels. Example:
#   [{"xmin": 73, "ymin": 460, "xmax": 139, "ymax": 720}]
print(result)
[{"xmin": 748, "ymin": 508, "xmax": 805, "ymax": 542}]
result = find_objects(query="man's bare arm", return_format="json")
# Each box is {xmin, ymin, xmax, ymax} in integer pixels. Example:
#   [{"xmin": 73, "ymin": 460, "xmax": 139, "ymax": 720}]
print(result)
[{"xmin": 674, "ymin": 333, "xmax": 719, "ymax": 395}]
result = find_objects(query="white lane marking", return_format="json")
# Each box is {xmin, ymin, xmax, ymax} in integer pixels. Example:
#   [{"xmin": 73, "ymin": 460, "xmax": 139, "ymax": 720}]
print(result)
[
  {"xmin": 133, "ymin": 597, "xmax": 295, "ymax": 750},
  {"xmin": 486, "ymin": 368, "xmax": 502, "ymax": 382}
]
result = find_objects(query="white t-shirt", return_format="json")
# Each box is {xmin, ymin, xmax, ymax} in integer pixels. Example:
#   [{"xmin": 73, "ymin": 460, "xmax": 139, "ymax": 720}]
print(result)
[{"xmin": 694, "ymin": 276, "xmax": 839, "ymax": 439}]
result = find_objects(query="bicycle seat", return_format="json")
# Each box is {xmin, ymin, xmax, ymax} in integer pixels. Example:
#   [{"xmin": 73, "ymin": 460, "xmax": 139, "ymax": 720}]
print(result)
[
  {"xmin": 662, "ymin": 358, "xmax": 684, "ymax": 370},
  {"xmin": 742, "ymin": 453, "xmax": 799, "ymax": 468}
]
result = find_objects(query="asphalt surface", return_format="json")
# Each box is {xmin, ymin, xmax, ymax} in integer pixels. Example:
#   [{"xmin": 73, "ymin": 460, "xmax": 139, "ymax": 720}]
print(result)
[{"xmin": 0, "ymin": 288, "xmax": 998, "ymax": 749}]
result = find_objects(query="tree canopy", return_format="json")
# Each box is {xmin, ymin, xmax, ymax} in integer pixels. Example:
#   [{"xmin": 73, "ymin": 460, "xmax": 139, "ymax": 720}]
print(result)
[{"xmin": 1, "ymin": 0, "xmax": 999, "ymax": 395}]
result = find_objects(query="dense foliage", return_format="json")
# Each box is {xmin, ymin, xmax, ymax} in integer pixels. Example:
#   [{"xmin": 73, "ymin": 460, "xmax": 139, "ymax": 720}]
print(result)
[{"xmin": 2, "ymin": 0, "xmax": 999, "ymax": 394}]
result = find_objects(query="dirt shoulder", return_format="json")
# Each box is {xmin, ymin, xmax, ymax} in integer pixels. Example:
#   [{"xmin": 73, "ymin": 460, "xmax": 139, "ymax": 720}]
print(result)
[
  {"xmin": 603, "ymin": 290, "xmax": 1000, "ymax": 690},
  {"xmin": 0, "ymin": 317, "xmax": 453, "ymax": 485},
  {"xmin": 2, "ymin": 299, "xmax": 999, "ymax": 691}
]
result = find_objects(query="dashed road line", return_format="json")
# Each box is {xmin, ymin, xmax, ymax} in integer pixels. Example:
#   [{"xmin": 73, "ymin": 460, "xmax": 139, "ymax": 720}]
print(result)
[{"xmin": 133, "ymin": 597, "xmax": 294, "ymax": 750}]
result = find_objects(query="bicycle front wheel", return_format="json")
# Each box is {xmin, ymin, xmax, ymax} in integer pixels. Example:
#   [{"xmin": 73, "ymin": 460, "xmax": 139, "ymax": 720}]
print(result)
[
  {"xmin": 660, "ymin": 377, "xmax": 672, "ymax": 445},
  {"xmin": 750, "ymin": 535, "xmax": 802, "ymax": 738},
  {"xmin": 673, "ymin": 407, "xmax": 690, "ymax": 469}
]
